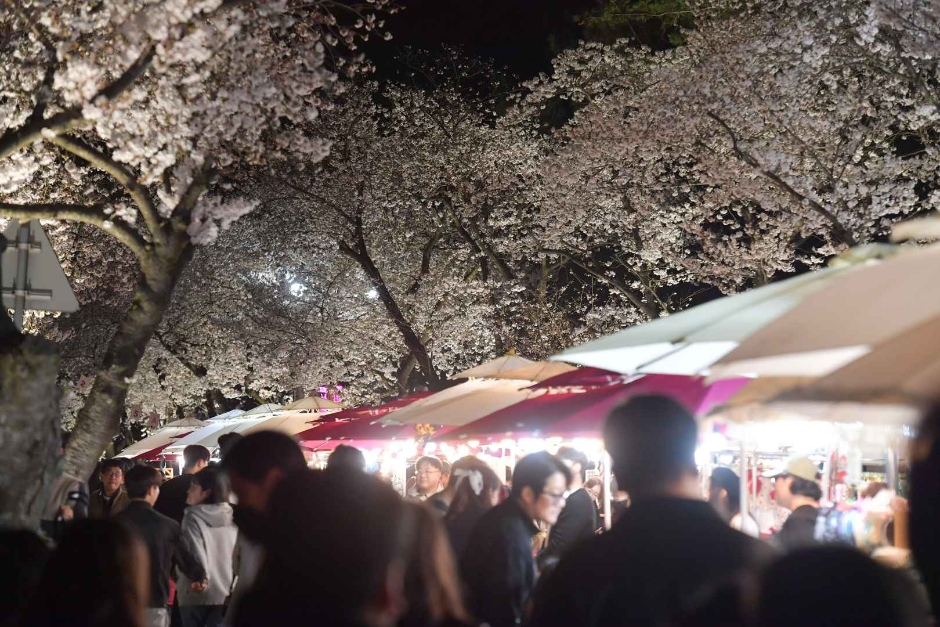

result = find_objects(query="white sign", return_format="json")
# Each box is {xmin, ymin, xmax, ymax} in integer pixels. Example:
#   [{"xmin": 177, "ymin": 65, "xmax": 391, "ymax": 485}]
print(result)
[{"xmin": 1, "ymin": 220, "xmax": 79, "ymax": 329}]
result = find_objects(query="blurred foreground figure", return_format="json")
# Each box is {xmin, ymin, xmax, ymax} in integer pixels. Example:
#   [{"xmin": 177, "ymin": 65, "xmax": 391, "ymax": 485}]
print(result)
[
  {"xmin": 221, "ymin": 431, "xmax": 308, "ymax": 625},
  {"xmin": 399, "ymin": 502, "xmax": 476, "ymax": 627},
  {"xmin": 328, "ymin": 444, "xmax": 367, "ymax": 472},
  {"xmin": 233, "ymin": 468, "xmax": 408, "ymax": 627},
  {"xmin": 0, "ymin": 530, "xmax": 50, "ymax": 625},
  {"xmin": 755, "ymin": 546, "xmax": 928, "ymax": 627},
  {"xmin": 23, "ymin": 520, "xmax": 149, "ymax": 627},
  {"xmin": 461, "ymin": 452, "xmax": 571, "ymax": 627},
  {"xmin": 538, "ymin": 446, "xmax": 597, "ymax": 569},
  {"xmin": 529, "ymin": 395, "xmax": 775, "ymax": 627},
  {"xmin": 911, "ymin": 404, "xmax": 940, "ymax": 616}
]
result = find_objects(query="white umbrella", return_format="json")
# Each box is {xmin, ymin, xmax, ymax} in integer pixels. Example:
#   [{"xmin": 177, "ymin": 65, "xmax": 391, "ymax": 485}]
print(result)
[
  {"xmin": 241, "ymin": 403, "xmax": 284, "ymax": 416},
  {"xmin": 162, "ymin": 416, "xmax": 207, "ymax": 429},
  {"xmin": 491, "ymin": 361, "xmax": 577, "ymax": 383},
  {"xmin": 383, "ymin": 379, "xmax": 532, "ymax": 427},
  {"xmin": 116, "ymin": 422, "xmax": 204, "ymax": 458},
  {"xmin": 451, "ymin": 353, "xmax": 535, "ymax": 379},
  {"xmin": 282, "ymin": 396, "xmax": 343, "ymax": 411},
  {"xmin": 552, "ymin": 266, "xmax": 853, "ymax": 375},
  {"xmin": 239, "ymin": 413, "xmax": 323, "ymax": 436},
  {"xmin": 207, "ymin": 408, "xmax": 245, "ymax": 421},
  {"xmin": 711, "ymin": 243, "xmax": 940, "ymax": 379},
  {"xmin": 165, "ymin": 418, "xmax": 270, "ymax": 452}
]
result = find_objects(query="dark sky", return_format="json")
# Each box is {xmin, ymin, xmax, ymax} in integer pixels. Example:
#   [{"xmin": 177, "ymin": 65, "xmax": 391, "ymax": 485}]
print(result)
[{"xmin": 368, "ymin": 0, "xmax": 596, "ymax": 79}]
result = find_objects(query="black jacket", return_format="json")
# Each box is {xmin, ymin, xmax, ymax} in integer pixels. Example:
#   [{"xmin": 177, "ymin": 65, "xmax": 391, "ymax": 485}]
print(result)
[
  {"xmin": 460, "ymin": 498, "xmax": 538, "ymax": 627},
  {"xmin": 773, "ymin": 504, "xmax": 819, "ymax": 551},
  {"xmin": 446, "ymin": 502, "xmax": 487, "ymax": 560},
  {"xmin": 154, "ymin": 473, "xmax": 196, "ymax": 524},
  {"xmin": 117, "ymin": 501, "xmax": 207, "ymax": 607},
  {"xmin": 537, "ymin": 488, "xmax": 596, "ymax": 568},
  {"xmin": 528, "ymin": 498, "xmax": 776, "ymax": 627}
]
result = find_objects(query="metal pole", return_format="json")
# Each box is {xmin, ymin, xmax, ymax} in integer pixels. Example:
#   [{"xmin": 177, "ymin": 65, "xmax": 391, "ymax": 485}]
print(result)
[
  {"xmin": 12, "ymin": 223, "xmax": 30, "ymax": 331},
  {"xmin": 885, "ymin": 447, "xmax": 899, "ymax": 492},
  {"xmin": 603, "ymin": 451, "xmax": 612, "ymax": 531},
  {"xmin": 739, "ymin": 438, "xmax": 748, "ymax": 525}
]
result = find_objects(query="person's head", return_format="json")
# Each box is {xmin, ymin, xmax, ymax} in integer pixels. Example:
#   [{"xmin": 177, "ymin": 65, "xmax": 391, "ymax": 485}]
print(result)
[
  {"xmin": 217, "ymin": 432, "xmax": 243, "ymax": 461},
  {"xmin": 708, "ymin": 467, "xmax": 742, "ymax": 522},
  {"xmin": 400, "ymin": 502, "xmax": 470, "ymax": 626},
  {"xmin": 911, "ymin": 404, "xmax": 940, "ymax": 615},
  {"xmin": 511, "ymin": 452, "xmax": 571, "ymax": 525},
  {"xmin": 441, "ymin": 456, "xmax": 488, "ymax": 496},
  {"xmin": 124, "ymin": 465, "xmax": 163, "ymax": 505},
  {"xmin": 24, "ymin": 520, "xmax": 148, "ymax": 627},
  {"xmin": 767, "ymin": 457, "xmax": 821, "ymax": 510},
  {"xmin": 182, "ymin": 445, "xmax": 211, "ymax": 473},
  {"xmin": 584, "ymin": 477, "xmax": 603, "ymax": 505},
  {"xmin": 439, "ymin": 461, "xmax": 452, "ymax": 489},
  {"xmin": 0, "ymin": 530, "xmax": 50, "ymax": 626},
  {"xmin": 328, "ymin": 444, "xmax": 367, "ymax": 472},
  {"xmin": 222, "ymin": 431, "xmax": 307, "ymax": 513},
  {"xmin": 262, "ymin": 468, "xmax": 408, "ymax": 627},
  {"xmin": 604, "ymin": 395, "xmax": 699, "ymax": 500},
  {"xmin": 414, "ymin": 456, "xmax": 444, "ymax": 496},
  {"xmin": 445, "ymin": 464, "xmax": 503, "ymax": 521},
  {"xmin": 556, "ymin": 446, "xmax": 591, "ymax": 488},
  {"xmin": 187, "ymin": 467, "xmax": 230, "ymax": 506},
  {"xmin": 755, "ymin": 546, "xmax": 926, "ymax": 627},
  {"xmin": 98, "ymin": 459, "xmax": 124, "ymax": 497}
]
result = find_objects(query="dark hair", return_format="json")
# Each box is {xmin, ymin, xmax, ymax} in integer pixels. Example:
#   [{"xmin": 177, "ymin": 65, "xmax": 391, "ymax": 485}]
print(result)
[
  {"xmin": 441, "ymin": 461, "xmax": 452, "ymax": 476},
  {"xmin": 222, "ymin": 431, "xmax": 307, "ymax": 482},
  {"xmin": 328, "ymin": 444, "xmax": 366, "ymax": 472},
  {"xmin": 0, "ymin": 530, "xmax": 50, "ymax": 626},
  {"xmin": 788, "ymin": 475, "xmax": 823, "ymax": 501},
  {"xmin": 217, "ymin": 432, "xmax": 243, "ymax": 459},
  {"xmin": 446, "ymin": 465, "xmax": 502, "ymax": 521},
  {"xmin": 556, "ymin": 446, "xmax": 591, "ymax": 483},
  {"xmin": 191, "ymin": 468, "xmax": 229, "ymax": 505},
  {"xmin": 710, "ymin": 467, "xmax": 742, "ymax": 515},
  {"xmin": 861, "ymin": 481, "xmax": 888, "ymax": 500},
  {"xmin": 415, "ymin": 456, "xmax": 443, "ymax": 473},
  {"xmin": 604, "ymin": 395, "xmax": 697, "ymax": 497},
  {"xmin": 400, "ymin": 502, "xmax": 470, "ymax": 627},
  {"xmin": 912, "ymin": 404, "xmax": 940, "ymax": 616},
  {"xmin": 183, "ymin": 445, "xmax": 211, "ymax": 469},
  {"xmin": 124, "ymin": 465, "xmax": 163, "ymax": 499},
  {"xmin": 253, "ymin": 468, "xmax": 405, "ymax": 616},
  {"xmin": 756, "ymin": 546, "xmax": 925, "ymax": 627},
  {"xmin": 510, "ymin": 452, "xmax": 571, "ymax": 499},
  {"xmin": 23, "ymin": 520, "xmax": 146, "ymax": 627},
  {"xmin": 99, "ymin": 459, "xmax": 124, "ymax": 474}
]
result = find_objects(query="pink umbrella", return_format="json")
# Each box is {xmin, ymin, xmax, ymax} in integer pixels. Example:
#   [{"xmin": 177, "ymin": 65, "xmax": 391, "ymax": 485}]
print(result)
[
  {"xmin": 527, "ymin": 366, "xmax": 631, "ymax": 390},
  {"xmin": 295, "ymin": 391, "xmax": 446, "ymax": 444},
  {"xmin": 443, "ymin": 375, "xmax": 749, "ymax": 440},
  {"xmin": 309, "ymin": 392, "xmax": 435, "ymax": 424}
]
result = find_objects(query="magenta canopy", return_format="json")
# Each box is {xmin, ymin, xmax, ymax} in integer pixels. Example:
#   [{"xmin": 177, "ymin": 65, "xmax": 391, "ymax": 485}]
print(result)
[
  {"xmin": 295, "ymin": 391, "xmax": 445, "ymax": 444},
  {"xmin": 527, "ymin": 366, "xmax": 631, "ymax": 390},
  {"xmin": 443, "ymin": 375, "xmax": 748, "ymax": 440}
]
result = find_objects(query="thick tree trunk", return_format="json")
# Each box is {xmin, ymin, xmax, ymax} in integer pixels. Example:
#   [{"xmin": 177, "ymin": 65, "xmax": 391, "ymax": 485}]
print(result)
[
  {"xmin": 62, "ymin": 233, "xmax": 193, "ymax": 479},
  {"xmin": 0, "ymin": 319, "xmax": 62, "ymax": 529}
]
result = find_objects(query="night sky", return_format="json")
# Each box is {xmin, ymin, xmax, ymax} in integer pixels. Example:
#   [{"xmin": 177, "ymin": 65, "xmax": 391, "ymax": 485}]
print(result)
[{"xmin": 368, "ymin": 0, "xmax": 597, "ymax": 79}]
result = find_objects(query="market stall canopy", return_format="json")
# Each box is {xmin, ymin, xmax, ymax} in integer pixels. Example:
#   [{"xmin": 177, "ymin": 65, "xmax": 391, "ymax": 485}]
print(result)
[
  {"xmin": 313, "ymin": 392, "xmax": 434, "ymax": 423},
  {"xmin": 162, "ymin": 416, "xmax": 207, "ymax": 429},
  {"xmin": 384, "ymin": 379, "xmax": 533, "ymax": 426},
  {"xmin": 116, "ymin": 426, "xmax": 199, "ymax": 459},
  {"xmin": 551, "ymin": 266, "xmax": 852, "ymax": 375},
  {"xmin": 447, "ymin": 374, "xmax": 748, "ymax": 440},
  {"xmin": 281, "ymin": 396, "xmax": 343, "ymax": 412},
  {"xmin": 528, "ymin": 366, "xmax": 631, "ymax": 389},
  {"xmin": 164, "ymin": 418, "xmax": 270, "ymax": 452},
  {"xmin": 239, "ymin": 413, "xmax": 326, "ymax": 437},
  {"xmin": 491, "ymin": 361, "xmax": 577, "ymax": 383},
  {"xmin": 451, "ymin": 353, "xmax": 535, "ymax": 379},
  {"xmin": 296, "ymin": 417, "xmax": 456, "ymax": 445},
  {"xmin": 207, "ymin": 409, "xmax": 245, "ymax": 421},
  {"xmin": 710, "ymin": 243, "xmax": 940, "ymax": 379},
  {"xmin": 241, "ymin": 403, "xmax": 284, "ymax": 416}
]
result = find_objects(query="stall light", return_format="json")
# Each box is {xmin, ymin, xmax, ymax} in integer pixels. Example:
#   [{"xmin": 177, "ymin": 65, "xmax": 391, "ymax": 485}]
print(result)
[
  {"xmin": 468, "ymin": 440, "xmax": 480, "ymax": 449},
  {"xmin": 457, "ymin": 445, "xmax": 470, "ymax": 458},
  {"xmin": 718, "ymin": 453, "xmax": 734, "ymax": 466},
  {"xmin": 424, "ymin": 442, "xmax": 437, "ymax": 454},
  {"xmin": 694, "ymin": 448, "xmax": 709, "ymax": 468}
]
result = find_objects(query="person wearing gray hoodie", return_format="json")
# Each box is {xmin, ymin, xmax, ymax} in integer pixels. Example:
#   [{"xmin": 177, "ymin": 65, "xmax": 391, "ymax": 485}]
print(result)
[{"xmin": 178, "ymin": 468, "xmax": 238, "ymax": 627}]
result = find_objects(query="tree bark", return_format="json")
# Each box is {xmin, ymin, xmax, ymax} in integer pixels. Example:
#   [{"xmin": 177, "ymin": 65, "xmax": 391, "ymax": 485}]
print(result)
[
  {"xmin": 0, "ymin": 317, "xmax": 62, "ymax": 529},
  {"xmin": 62, "ymin": 232, "xmax": 193, "ymax": 478}
]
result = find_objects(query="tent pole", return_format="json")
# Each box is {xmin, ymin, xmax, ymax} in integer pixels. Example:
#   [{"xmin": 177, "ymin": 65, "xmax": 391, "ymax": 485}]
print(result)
[
  {"xmin": 739, "ymin": 438, "xmax": 748, "ymax": 526},
  {"xmin": 603, "ymin": 451, "xmax": 612, "ymax": 531}
]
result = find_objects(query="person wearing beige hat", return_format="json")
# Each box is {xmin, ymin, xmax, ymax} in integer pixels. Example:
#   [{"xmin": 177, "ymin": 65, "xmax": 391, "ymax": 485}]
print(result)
[{"xmin": 765, "ymin": 456, "xmax": 823, "ymax": 551}]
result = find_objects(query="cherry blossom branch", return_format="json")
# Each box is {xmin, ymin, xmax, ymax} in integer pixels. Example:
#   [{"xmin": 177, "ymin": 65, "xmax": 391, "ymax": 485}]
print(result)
[
  {"xmin": 705, "ymin": 112, "xmax": 858, "ymax": 247},
  {"xmin": 0, "ymin": 202, "xmax": 149, "ymax": 260},
  {"xmin": 0, "ymin": 45, "xmax": 155, "ymax": 162},
  {"xmin": 47, "ymin": 134, "xmax": 166, "ymax": 245}
]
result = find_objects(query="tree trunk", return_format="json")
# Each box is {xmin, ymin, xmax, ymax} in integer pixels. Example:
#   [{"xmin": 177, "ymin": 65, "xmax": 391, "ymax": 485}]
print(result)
[
  {"xmin": 0, "ymin": 321, "xmax": 62, "ymax": 529},
  {"xmin": 62, "ymin": 233, "xmax": 193, "ymax": 479}
]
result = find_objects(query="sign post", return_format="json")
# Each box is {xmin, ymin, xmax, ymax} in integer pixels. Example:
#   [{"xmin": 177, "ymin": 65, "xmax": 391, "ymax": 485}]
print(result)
[{"xmin": 0, "ymin": 220, "xmax": 79, "ymax": 330}]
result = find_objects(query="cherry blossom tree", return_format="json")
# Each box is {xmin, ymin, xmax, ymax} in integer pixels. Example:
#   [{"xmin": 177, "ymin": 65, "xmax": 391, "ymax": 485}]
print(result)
[{"xmin": 0, "ymin": 0, "xmax": 393, "ymax": 513}]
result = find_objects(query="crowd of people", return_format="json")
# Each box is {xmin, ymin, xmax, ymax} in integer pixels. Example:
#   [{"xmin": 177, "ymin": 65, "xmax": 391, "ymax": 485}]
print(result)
[{"xmin": 2, "ymin": 394, "xmax": 938, "ymax": 627}]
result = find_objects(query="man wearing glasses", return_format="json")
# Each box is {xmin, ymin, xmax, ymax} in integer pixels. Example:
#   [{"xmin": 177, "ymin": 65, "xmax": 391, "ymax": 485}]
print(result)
[{"xmin": 410, "ymin": 456, "xmax": 445, "ymax": 501}]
